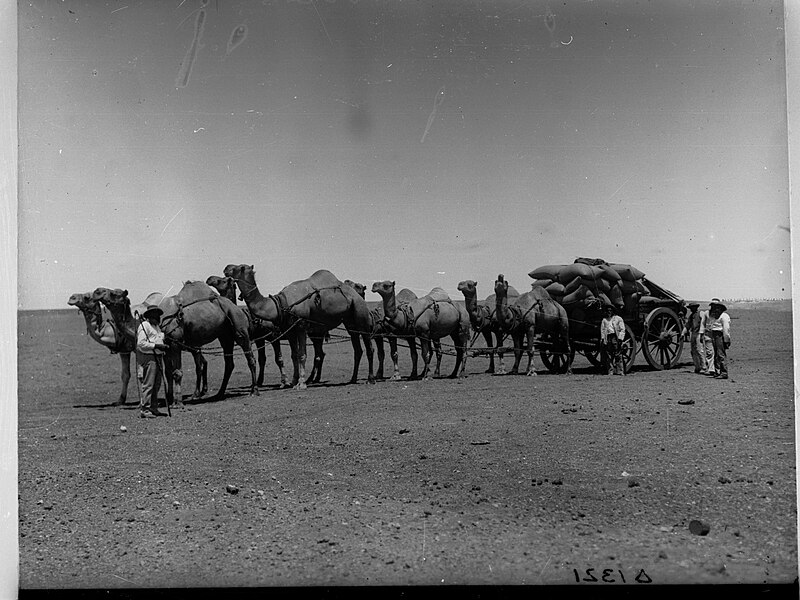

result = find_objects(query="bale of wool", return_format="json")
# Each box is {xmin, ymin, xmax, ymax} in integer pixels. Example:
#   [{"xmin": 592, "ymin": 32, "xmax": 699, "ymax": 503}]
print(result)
[
  {"xmin": 623, "ymin": 292, "xmax": 640, "ymax": 314},
  {"xmin": 558, "ymin": 262, "xmax": 595, "ymax": 282},
  {"xmin": 563, "ymin": 276, "xmax": 583, "ymax": 295},
  {"xmin": 563, "ymin": 284, "xmax": 595, "ymax": 305},
  {"xmin": 609, "ymin": 283, "xmax": 624, "ymax": 308},
  {"xmin": 530, "ymin": 278, "xmax": 553, "ymax": 288},
  {"xmin": 609, "ymin": 263, "xmax": 646, "ymax": 282},
  {"xmin": 598, "ymin": 263, "xmax": 622, "ymax": 283},
  {"xmin": 637, "ymin": 280, "xmax": 651, "ymax": 295},
  {"xmin": 597, "ymin": 292, "xmax": 612, "ymax": 307},
  {"xmin": 574, "ymin": 257, "xmax": 608, "ymax": 267},
  {"xmin": 545, "ymin": 281, "xmax": 566, "ymax": 296},
  {"xmin": 529, "ymin": 265, "xmax": 563, "ymax": 281}
]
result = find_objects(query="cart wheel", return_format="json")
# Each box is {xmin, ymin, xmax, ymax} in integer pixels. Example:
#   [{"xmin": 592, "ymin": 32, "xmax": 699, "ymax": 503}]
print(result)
[
  {"xmin": 540, "ymin": 342, "xmax": 572, "ymax": 374},
  {"xmin": 582, "ymin": 348, "xmax": 602, "ymax": 368},
  {"xmin": 641, "ymin": 307, "xmax": 684, "ymax": 370},
  {"xmin": 620, "ymin": 324, "xmax": 637, "ymax": 374}
]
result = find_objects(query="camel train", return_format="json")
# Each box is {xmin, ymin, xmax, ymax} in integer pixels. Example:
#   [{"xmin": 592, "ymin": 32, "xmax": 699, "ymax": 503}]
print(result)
[{"xmin": 69, "ymin": 268, "xmax": 572, "ymax": 405}]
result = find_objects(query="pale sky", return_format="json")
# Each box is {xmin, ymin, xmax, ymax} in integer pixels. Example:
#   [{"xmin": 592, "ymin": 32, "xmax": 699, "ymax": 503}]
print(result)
[{"xmin": 18, "ymin": 0, "xmax": 791, "ymax": 310}]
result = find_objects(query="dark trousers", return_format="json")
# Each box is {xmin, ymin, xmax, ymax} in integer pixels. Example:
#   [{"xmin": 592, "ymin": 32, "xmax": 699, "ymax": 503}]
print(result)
[
  {"xmin": 711, "ymin": 331, "xmax": 728, "ymax": 376},
  {"xmin": 137, "ymin": 352, "xmax": 164, "ymax": 412},
  {"xmin": 601, "ymin": 335, "xmax": 622, "ymax": 375}
]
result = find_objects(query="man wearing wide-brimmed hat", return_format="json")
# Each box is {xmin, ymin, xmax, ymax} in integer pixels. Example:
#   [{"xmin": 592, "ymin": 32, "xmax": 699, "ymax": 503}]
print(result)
[
  {"xmin": 600, "ymin": 304, "xmax": 626, "ymax": 375},
  {"xmin": 136, "ymin": 303, "xmax": 170, "ymax": 418},
  {"xmin": 705, "ymin": 298, "xmax": 731, "ymax": 380},
  {"xmin": 681, "ymin": 302, "xmax": 703, "ymax": 373}
]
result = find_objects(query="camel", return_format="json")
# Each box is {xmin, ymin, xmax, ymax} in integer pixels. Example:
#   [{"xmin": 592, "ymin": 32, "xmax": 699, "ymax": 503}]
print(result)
[
  {"xmin": 493, "ymin": 274, "xmax": 572, "ymax": 376},
  {"xmin": 94, "ymin": 282, "xmax": 259, "ymax": 402},
  {"xmin": 206, "ymin": 275, "xmax": 289, "ymax": 387},
  {"xmin": 223, "ymin": 265, "xmax": 375, "ymax": 390},
  {"xmin": 67, "ymin": 292, "xmax": 135, "ymax": 405},
  {"xmin": 457, "ymin": 280, "xmax": 517, "ymax": 374},
  {"xmin": 343, "ymin": 280, "xmax": 443, "ymax": 381},
  {"xmin": 91, "ymin": 287, "xmax": 199, "ymax": 404},
  {"xmin": 371, "ymin": 281, "xmax": 470, "ymax": 380},
  {"xmin": 344, "ymin": 279, "xmax": 394, "ymax": 380}
]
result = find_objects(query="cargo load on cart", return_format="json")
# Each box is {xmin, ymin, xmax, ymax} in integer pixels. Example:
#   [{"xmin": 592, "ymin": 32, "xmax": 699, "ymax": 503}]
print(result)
[{"xmin": 529, "ymin": 257, "xmax": 687, "ymax": 373}]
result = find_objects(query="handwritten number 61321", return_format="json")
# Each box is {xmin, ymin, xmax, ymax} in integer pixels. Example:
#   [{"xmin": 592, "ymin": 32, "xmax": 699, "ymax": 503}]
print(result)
[{"xmin": 573, "ymin": 568, "xmax": 652, "ymax": 583}]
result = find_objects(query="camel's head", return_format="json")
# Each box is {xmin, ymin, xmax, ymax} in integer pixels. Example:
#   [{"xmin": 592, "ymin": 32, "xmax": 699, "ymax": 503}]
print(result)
[
  {"xmin": 344, "ymin": 280, "xmax": 366, "ymax": 299},
  {"xmin": 93, "ymin": 287, "xmax": 129, "ymax": 308},
  {"xmin": 457, "ymin": 280, "xmax": 477, "ymax": 296},
  {"xmin": 206, "ymin": 275, "xmax": 237, "ymax": 300},
  {"xmin": 494, "ymin": 274, "xmax": 508, "ymax": 296},
  {"xmin": 223, "ymin": 264, "xmax": 253, "ymax": 281},
  {"xmin": 371, "ymin": 280, "xmax": 395, "ymax": 297},
  {"xmin": 67, "ymin": 292, "xmax": 93, "ymax": 310}
]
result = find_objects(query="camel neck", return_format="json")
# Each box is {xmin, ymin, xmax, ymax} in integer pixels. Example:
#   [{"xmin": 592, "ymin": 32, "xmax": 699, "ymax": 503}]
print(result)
[
  {"xmin": 463, "ymin": 292, "xmax": 481, "ymax": 325},
  {"xmin": 380, "ymin": 291, "xmax": 405, "ymax": 329},
  {"xmin": 236, "ymin": 276, "xmax": 279, "ymax": 324},
  {"xmin": 108, "ymin": 304, "xmax": 138, "ymax": 341},
  {"xmin": 80, "ymin": 308, "xmax": 107, "ymax": 344},
  {"xmin": 495, "ymin": 292, "xmax": 512, "ymax": 329}
]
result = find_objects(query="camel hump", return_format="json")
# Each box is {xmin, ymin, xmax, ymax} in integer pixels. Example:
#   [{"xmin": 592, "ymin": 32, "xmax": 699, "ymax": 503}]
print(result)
[
  {"xmin": 425, "ymin": 287, "xmax": 451, "ymax": 302},
  {"xmin": 396, "ymin": 288, "xmax": 419, "ymax": 306},
  {"xmin": 307, "ymin": 269, "xmax": 342, "ymax": 286},
  {"xmin": 177, "ymin": 281, "xmax": 217, "ymax": 302}
]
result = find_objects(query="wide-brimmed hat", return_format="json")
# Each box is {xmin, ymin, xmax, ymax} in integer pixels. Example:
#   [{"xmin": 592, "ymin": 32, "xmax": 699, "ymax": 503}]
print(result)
[
  {"xmin": 709, "ymin": 298, "xmax": 727, "ymax": 311},
  {"xmin": 687, "ymin": 302, "xmax": 700, "ymax": 309},
  {"xmin": 141, "ymin": 304, "xmax": 163, "ymax": 319}
]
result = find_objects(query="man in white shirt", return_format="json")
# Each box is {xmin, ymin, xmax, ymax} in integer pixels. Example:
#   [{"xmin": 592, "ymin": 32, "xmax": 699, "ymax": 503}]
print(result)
[
  {"xmin": 698, "ymin": 305, "xmax": 715, "ymax": 375},
  {"xmin": 136, "ymin": 304, "xmax": 170, "ymax": 418},
  {"xmin": 707, "ymin": 298, "xmax": 731, "ymax": 380},
  {"xmin": 600, "ymin": 305, "xmax": 626, "ymax": 375}
]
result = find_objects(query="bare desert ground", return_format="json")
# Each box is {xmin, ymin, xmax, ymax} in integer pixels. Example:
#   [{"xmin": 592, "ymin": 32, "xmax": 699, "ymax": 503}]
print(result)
[{"xmin": 16, "ymin": 305, "xmax": 798, "ymax": 591}]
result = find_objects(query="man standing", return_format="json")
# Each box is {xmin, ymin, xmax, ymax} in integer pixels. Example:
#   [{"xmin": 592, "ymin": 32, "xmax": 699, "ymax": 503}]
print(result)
[
  {"xmin": 136, "ymin": 304, "xmax": 170, "ymax": 418},
  {"xmin": 707, "ymin": 298, "xmax": 731, "ymax": 380},
  {"xmin": 699, "ymin": 304, "xmax": 715, "ymax": 375},
  {"xmin": 682, "ymin": 302, "xmax": 703, "ymax": 373},
  {"xmin": 600, "ymin": 305, "xmax": 626, "ymax": 375}
]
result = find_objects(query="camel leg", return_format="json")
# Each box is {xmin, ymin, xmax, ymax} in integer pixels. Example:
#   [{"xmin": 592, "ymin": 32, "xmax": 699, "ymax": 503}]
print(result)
[
  {"xmin": 240, "ymin": 340, "xmax": 260, "ymax": 396},
  {"xmin": 525, "ymin": 327, "xmax": 537, "ymax": 376},
  {"xmin": 420, "ymin": 338, "xmax": 433, "ymax": 380},
  {"xmin": 494, "ymin": 331, "xmax": 507, "ymax": 375},
  {"xmin": 292, "ymin": 329, "xmax": 308, "ymax": 391},
  {"xmin": 255, "ymin": 340, "xmax": 267, "ymax": 387},
  {"xmin": 114, "ymin": 353, "xmax": 131, "ymax": 405},
  {"xmin": 482, "ymin": 331, "xmax": 495, "ymax": 374},
  {"xmin": 360, "ymin": 332, "xmax": 375, "ymax": 384},
  {"xmin": 306, "ymin": 332, "xmax": 325, "ymax": 385},
  {"xmin": 375, "ymin": 335, "xmax": 385, "ymax": 380},
  {"xmin": 510, "ymin": 333, "xmax": 524, "ymax": 374},
  {"xmin": 432, "ymin": 340, "xmax": 443, "ymax": 378},
  {"xmin": 562, "ymin": 328, "xmax": 574, "ymax": 375},
  {"xmin": 191, "ymin": 351, "xmax": 207, "ymax": 400},
  {"xmin": 407, "ymin": 337, "xmax": 420, "ymax": 380},
  {"xmin": 348, "ymin": 332, "xmax": 364, "ymax": 384},
  {"xmin": 271, "ymin": 340, "xmax": 289, "ymax": 387},
  {"xmin": 448, "ymin": 333, "xmax": 463, "ymax": 379},
  {"xmin": 388, "ymin": 337, "xmax": 402, "ymax": 381},
  {"xmin": 163, "ymin": 348, "xmax": 183, "ymax": 406},
  {"xmin": 212, "ymin": 338, "xmax": 236, "ymax": 400}
]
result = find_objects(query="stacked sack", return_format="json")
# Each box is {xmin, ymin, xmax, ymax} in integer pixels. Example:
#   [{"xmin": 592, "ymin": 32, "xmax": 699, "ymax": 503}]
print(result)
[{"xmin": 528, "ymin": 258, "xmax": 650, "ymax": 335}]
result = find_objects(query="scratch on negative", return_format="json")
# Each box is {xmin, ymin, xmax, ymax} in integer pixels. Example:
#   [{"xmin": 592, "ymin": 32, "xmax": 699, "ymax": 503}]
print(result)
[
  {"xmin": 111, "ymin": 6, "xmax": 128, "ymax": 13},
  {"xmin": 160, "ymin": 208, "xmax": 184, "ymax": 237},
  {"xmin": 538, "ymin": 555, "xmax": 552, "ymax": 580},
  {"xmin": 608, "ymin": 176, "xmax": 632, "ymax": 203}
]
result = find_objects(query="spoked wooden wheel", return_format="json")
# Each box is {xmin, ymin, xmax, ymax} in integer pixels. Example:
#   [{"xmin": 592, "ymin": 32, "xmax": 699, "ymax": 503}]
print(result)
[
  {"xmin": 582, "ymin": 348, "xmax": 602, "ymax": 368},
  {"xmin": 619, "ymin": 324, "xmax": 637, "ymax": 374},
  {"xmin": 641, "ymin": 307, "xmax": 684, "ymax": 370},
  {"xmin": 539, "ymin": 340, "xmax": 572, "ymax": 374}
]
